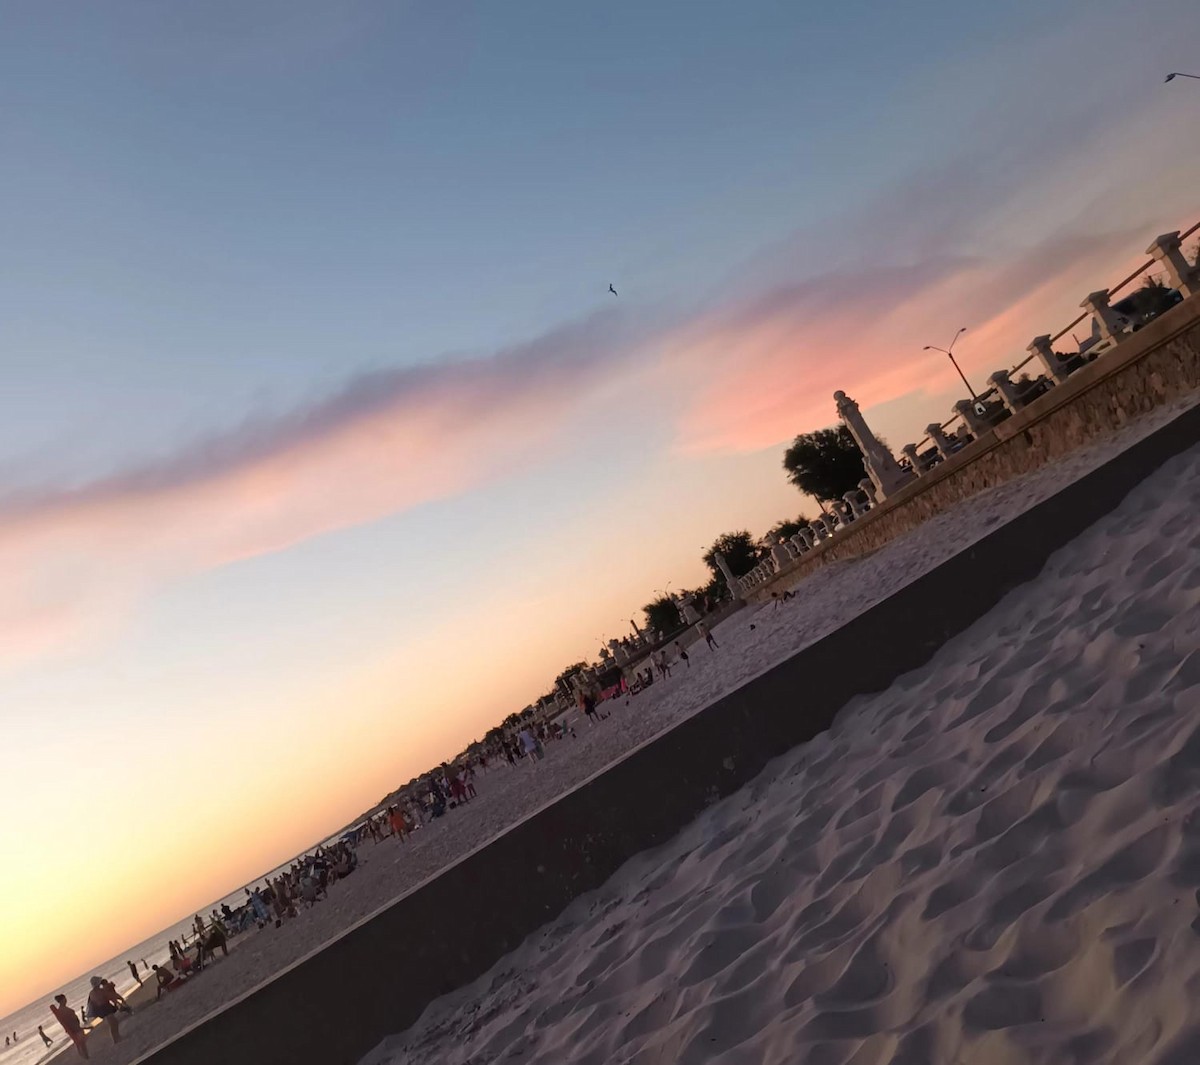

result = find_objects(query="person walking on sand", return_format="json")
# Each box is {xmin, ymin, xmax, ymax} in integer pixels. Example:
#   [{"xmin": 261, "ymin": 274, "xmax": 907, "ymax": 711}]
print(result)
[
  {"xmin": 518, "ymin": 727, "xmax": 542, "ymax": 762},
  {"xmin": 50, "ymin": 995, "xmax": 88, "ymax": 1059},
  {"xmin": 37, "ymin": 1025, "xmax": 53, "ymax": 1047},
  {"xmin": 87, "ymin": 977, "xmax": 124, "ymax": 1044},
  {"xmin": 696, "ymin": 620, "xmax": 719, "ymax": 650},
  {"xmin": 127, "ymin": 960, "xmax": 142, "ymax": 985},
  {"xmin": 674, "ymin": 640, "xmax": 690, "ymax": 667}
]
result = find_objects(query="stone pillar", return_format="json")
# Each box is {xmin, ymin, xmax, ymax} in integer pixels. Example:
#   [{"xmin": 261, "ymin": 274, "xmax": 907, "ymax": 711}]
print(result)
[
  {"xmin": 770, "ymin": 538, "xmax": 792, "ymax": 569},
  {"xmin": 988, "ymin": 369, "xmax": 1024, "ymax": 414},
  {"xmin": 954, "ymin": 398, "xmax": 988, "ymax": 436},
  {"xmin": 900, "ymin": 443, "xmax": 924, "ymax": 475},
  {"xmin": 1080, "ymin": 290, "xmax": 1127, "ymax": 347},
  {"xmin": 1146, "ymin": 231, "xmax": 1198, "ymax": 298},
  {"xmin": 833, "ymin": 390, "xmax": 913, "ymax": 499},
  {"xmin": 676, "ymin": 593, "xmax": 700, "ymax": 625},
  {"xmin": 790, "ymin": 532, "xmax": 809, "ymax": 554},
  {"xmin": 858, "ymin": 478, "xmax": 878, "ymax": 506},
  {"xmin": 925, "ymin": 423, "xmax": 954, "ymax": 460},
  {"xmin": 844, "ymin": 491, "xmax": 867, "ymax": 518},
  {"xmin": 830, "ymin": 500, "xmax": 852, "ymax": 525},
  {"xmin": 818, "ymin": 514, "xmax": 837, "ymax": 537},
  {"xmin": 713, "ymin": 551, "xmax": 744, "ymax": 600},
  {"xmin": 798, "ymin": 526, "xmax": 816, "ymax": 549},
  {"xmin": 1027, "ymin": 335, "xmax": 1070, "ymax": 383}
]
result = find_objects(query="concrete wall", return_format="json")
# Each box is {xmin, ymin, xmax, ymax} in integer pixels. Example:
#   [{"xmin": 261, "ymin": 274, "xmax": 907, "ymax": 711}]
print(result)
[
  {"xmin": 137, "ymin": 401, "xmax": 1200, "ymax": 1065},
  {"xmin": 750, "ymin": 292, "xmax": 1200, "ymax": 601}
]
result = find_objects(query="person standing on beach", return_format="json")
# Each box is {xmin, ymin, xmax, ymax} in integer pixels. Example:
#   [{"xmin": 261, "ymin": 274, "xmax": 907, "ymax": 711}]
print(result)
[
  {"xmin": 674, "ymin": 640, "xmax": 690, "ymax": 667},
  {"xmin": 87, "ymin": 977, "xmax": 127, "ymax": 1045},
  {"xmin": 696, "ymin": 620, "xmax": 719, "ymax": 650},
  {"xmin": 37, "ymin": 1025, "xmax": 53, "ymax": 1047},
  {"xmin": 127, "ymin": 960, "xmax": 142, "ymax": 985},
  {"xmin": 50, "ymin": 995, "xmax": 88, "ymax": 1059}
]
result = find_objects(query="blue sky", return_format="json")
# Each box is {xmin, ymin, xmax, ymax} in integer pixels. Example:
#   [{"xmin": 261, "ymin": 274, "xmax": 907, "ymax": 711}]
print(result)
[{"xmin": 2, "ymin": 0, "xmax": 1199, "ymax": 1012}]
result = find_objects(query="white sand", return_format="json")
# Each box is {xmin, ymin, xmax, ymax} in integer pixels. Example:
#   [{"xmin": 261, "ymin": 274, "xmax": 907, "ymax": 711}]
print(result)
[
  {"xmin": 360, "ymin": 437, "xmax": 1200, "ymax": 1064},
  {"xmin": 82, "ymin": 395, "xmax": 1197, "ymax": 1065}
]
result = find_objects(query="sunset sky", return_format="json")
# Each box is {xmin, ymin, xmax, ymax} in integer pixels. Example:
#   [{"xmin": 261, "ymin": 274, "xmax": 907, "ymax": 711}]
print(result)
[{"xmin": 2, "ymin": 0, "xmax": 1199, "ymax": 1015}]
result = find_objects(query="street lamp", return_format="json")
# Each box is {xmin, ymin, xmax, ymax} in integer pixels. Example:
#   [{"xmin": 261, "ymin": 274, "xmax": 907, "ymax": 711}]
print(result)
[
  {"xmin": 923, "ymin": 327, "xmax": 978, "ymax": 400},
  {"xmin": 1165, "ymin": 72, "xmax": 1200, "ymax": 82}
]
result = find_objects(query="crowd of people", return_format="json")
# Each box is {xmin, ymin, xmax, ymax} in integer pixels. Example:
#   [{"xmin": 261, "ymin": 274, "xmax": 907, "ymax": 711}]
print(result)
[{"xmin": 40, "ymin": 621, "xmax": 723, "ymax": 1059}]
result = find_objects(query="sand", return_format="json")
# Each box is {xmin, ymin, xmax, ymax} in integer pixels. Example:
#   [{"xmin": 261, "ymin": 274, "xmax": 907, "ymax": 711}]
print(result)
[
  {"xmin": 359, "ymin": 436, "xmax": 1200, "ymax": 1063},
  {"xmin": 65, "ymin": 393, "xmax": 1200, "ymax": 1064}
]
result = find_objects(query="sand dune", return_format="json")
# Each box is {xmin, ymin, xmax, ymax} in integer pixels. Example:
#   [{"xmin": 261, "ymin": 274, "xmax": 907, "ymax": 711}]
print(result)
[{"xmin": 360, "ymin": 440, "xmax": 1200, "ymax": 1065}]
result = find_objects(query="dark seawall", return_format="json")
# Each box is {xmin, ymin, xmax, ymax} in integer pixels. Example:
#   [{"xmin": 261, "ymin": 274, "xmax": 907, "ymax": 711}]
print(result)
[{"xmin": 137, "ymin": 400, "xmax": 1200, "ymax": 1065}]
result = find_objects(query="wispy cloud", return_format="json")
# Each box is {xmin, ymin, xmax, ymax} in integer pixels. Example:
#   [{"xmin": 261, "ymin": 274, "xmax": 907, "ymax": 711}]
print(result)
[
  {"xmin": 0, "ymin": 310, "xmax": 646, "ymax": 667},
  {"xmin": 4, "ymin": 66, "xmax": 1196, "ymax": 670}
]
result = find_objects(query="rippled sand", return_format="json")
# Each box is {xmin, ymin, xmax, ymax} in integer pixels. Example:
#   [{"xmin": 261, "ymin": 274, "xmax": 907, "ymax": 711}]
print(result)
[{"xmin": 362, "ymin": 442, "xmax": 1200, "ymax": 1065}]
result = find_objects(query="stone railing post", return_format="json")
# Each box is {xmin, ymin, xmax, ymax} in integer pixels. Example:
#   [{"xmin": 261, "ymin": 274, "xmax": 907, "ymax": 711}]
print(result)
[
  {"xmin": 954, "ymin": 398, "xmax": 988, "ymax": 436},
  {"xmin": 1080, "ymin": 290, "xmax": 1127, "ymax": 347},
  {"xmin": 858, "ymin": 478, "xmax": 877, "ymax": 506},
  {"xmin": 925, "ymin": 423, "xmax": 954, "ymax": 459},
  {"xmin": 900, "ymin": 443, "xmax": 924, "ymax": 474},
  {"xmin": 770, "ymin": 539, "xmax": 793, "ymax": 569},
  {"xmin": 988, "ymin": 369, "xmax": 1023, "ymax": 414},
  {"xmin": 1145, "ymin": 231, "xmax": 1198, "ymax": 298},
  {"xmin": 1027, "ymin": 335, "xmax": 1070, "ymax": 382},
  {"xmin": 844, "ymin": 490, "xmax": 867, "ymax": 518}
]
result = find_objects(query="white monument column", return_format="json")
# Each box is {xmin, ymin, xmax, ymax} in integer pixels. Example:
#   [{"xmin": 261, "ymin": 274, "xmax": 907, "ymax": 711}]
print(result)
[
  {"xmin": 1146, "ymin": 232, "xmax": 1198, "ymax": 299},
  {"xmin": 713, "ymin": 551, "xmax": 744, "ymax": 600},
  {"xmin": 834, "ymin": 390, "xmax": 912, "ymax": 500}
]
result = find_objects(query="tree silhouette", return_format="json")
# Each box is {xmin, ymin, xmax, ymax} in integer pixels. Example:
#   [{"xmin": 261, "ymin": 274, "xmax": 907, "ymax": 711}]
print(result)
[
  {"xmin": 782, "ymin": 426, "xmax": 867, "ymax": 502},
  {"xmin": 702, "ymin": 530, "xmax": 766, "ymax": 582},
  {"xmin": 643, "ymin": 596, "xmax": 682, "ymax": 636}
]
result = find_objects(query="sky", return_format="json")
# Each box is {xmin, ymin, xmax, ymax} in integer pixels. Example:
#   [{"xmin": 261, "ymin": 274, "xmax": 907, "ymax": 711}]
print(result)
[{"xmin": 2, "ymin": 0, "xmax": 1199, "ymax": 1016}]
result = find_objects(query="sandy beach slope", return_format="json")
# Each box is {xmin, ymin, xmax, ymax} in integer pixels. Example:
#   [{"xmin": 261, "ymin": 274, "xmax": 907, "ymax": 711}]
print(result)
[
  {"xmin": 57, "ymin": 395, "xmax": 1198, "ymax": 1065},
  {"xmin": 359, "ymin": 439, "xmax": 1200, "ymax": 1064}
]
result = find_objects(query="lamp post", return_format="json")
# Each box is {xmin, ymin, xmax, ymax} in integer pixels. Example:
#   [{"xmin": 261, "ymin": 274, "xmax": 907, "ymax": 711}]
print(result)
[
  {"xmin": 923, "ymin": 327, "xmax": 978, "ymax": 400},
  {"xmin": 1165, "ymin": 72, "xmax": 1200, "ymax": 83}
]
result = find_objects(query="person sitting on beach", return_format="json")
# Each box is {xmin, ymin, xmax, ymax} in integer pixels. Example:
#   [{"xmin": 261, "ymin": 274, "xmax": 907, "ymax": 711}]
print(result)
[
  {"xmin": 86, "ymin": 977, "xmax": 124, "ymax": 1045},
  {"xmin": 50, "ymin": 996, "xmax": 87, "ymax": 1060},
  {"xmin": 299, "ymin": 872, "xmax": 323, "ymax": 905},
  {"xmin": 151, "ymin": 964, "xmax": 184, "ymax": 999},
  {"xmin": 201, "ymin": 920, "xmax": 229, "ymax": 959}
]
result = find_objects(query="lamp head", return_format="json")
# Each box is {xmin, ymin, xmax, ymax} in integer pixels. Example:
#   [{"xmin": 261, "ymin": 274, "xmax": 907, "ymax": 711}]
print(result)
[{"xmin": 1166, "ymin": 73, "xmax": 1176, "ymax": 82}]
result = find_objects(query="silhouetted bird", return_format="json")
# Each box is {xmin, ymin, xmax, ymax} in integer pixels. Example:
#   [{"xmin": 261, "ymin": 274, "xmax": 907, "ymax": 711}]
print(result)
[{"xmin": 608, "ymin": 284, "xmax": 618, "ymax": 296}]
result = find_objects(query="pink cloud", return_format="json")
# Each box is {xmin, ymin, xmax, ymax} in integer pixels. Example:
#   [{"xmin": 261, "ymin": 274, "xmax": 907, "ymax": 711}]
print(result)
[{"xmin": 0, "ymin": 311, "xmax": 645, "ymax": 668}]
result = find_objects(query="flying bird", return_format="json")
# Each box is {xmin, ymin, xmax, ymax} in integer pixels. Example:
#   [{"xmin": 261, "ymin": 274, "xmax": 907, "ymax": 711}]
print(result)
[{"xmin": 608, "ymin": 284, "xmax": 618, "ymax": 296}]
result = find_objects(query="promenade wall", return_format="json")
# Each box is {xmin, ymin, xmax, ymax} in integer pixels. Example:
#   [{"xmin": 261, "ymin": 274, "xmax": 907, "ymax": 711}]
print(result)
[
  {"xmin": 749, "ymin": 291, "xmax": 1200, "ymax": 600},
  {"xmin": 137, "ymin": 389, "xmax": 1200, "ymax": 1065}
]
